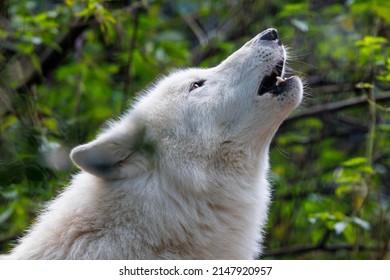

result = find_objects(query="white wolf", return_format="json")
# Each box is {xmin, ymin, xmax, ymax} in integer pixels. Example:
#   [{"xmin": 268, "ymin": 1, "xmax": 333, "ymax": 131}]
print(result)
[{"xmin": 4, "ymin": 28, "xmax": 303, "ymax": 259}]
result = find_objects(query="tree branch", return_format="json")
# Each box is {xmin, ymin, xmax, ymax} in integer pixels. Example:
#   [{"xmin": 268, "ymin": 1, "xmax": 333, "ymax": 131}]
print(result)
[
  {"xmin": 284, "ymin": 92, "xmax": 390, "ymax": 126},
  {"xmin": 262, "ymin": 243, "xmax": 380, "ymax": 258},
  {"xmin": 121, "ymin": 5, "xmax": 141, "ymax": 112},
  {"xmin": 15, "ymin": 17, "xmax": 96, "ymax": 93}
]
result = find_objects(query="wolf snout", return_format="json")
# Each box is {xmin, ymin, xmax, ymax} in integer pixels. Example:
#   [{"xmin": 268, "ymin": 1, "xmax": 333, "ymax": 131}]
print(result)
[{"xmin": 259, "ymin": 28, "xmax": 281, "ymax": 45}]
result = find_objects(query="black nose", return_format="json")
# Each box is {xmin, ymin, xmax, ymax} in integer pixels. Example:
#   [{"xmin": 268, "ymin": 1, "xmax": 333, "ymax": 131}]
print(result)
[{"xmin": 259, "ymin": 28, "xmax": 279, "ymax": 41}]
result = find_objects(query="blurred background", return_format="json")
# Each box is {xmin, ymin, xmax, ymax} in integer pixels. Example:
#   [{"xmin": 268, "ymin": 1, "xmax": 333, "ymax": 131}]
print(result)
[{"xmin": 0, "ymin": 0, "xmax": 389, "ymax": 259}]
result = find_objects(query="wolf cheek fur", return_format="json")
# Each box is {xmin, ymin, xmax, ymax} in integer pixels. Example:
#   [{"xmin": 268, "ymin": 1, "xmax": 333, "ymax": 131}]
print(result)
[{"xmin": 6, "ymin": 28, "xmax": 303, "ymax": 259}]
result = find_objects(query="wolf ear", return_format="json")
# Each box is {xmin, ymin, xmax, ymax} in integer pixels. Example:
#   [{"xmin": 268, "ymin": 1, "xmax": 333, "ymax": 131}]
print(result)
[
  {"xmin": 70, "ymin": 130, "xmax": 135, "ymax": 180},
  {"xmin": 70, "ymin": 126, "xmax": 156, "ymax": 180}
]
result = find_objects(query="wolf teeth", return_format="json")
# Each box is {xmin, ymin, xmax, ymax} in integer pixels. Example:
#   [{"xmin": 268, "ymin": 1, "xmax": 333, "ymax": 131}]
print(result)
[{"xmin": 276, "ymin": 76, "xmax": 285, "ymax": 84}]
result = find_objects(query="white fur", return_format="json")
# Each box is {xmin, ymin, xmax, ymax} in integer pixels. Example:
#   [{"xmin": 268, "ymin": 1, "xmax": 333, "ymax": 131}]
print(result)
[{"xmin": 4, "ymin": 29, "xmax": 303, "ymax": 259}]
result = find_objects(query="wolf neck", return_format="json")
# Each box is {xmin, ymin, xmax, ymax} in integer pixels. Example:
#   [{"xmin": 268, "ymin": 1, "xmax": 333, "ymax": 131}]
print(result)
[
  {"xmin": 156, "ymin": 131, "xmax": 271, "ymax": 190},
  {"xmin": 140, "ymin": 141, "xmax": 271, "ymax": 259}
]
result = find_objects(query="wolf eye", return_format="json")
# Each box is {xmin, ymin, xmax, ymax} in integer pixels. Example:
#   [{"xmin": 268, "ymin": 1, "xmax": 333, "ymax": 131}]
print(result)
[{"xmin": 189, "ymin": 80, "xmax": 206, "ymax": 92}]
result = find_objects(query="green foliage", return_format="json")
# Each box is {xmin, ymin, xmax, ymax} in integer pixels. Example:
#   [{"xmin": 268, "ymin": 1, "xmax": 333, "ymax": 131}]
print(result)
[{"xmin": 1, "ymin": 0, "xmax": 389, "ymax": 259}]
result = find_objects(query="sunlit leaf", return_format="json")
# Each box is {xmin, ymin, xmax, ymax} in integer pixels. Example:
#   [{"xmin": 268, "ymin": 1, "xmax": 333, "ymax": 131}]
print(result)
[
  {"xmin": 335, "ymin": 185, "xmax": 352, "ymax": 197},
  {"xmin": 342, "ymin": 223, "xmax": 356, "ymax": 243},
  {"xmin": 0, "ymin": 208, "xmax": 14, "ymax": 224},
  {"xmin": 334, "ymin": 221, "xmax": 348, "ymax": 234},
  {"xmin": 351, "ymin": 217, "xmax": 371, "ymax": 231},
  {"xmin": 291, "ymin": 19, "xmax": 309, "ymax": 32},
  {"xmin": 342, "ymin": 157, "xmax": 368, "ymax": 167}
]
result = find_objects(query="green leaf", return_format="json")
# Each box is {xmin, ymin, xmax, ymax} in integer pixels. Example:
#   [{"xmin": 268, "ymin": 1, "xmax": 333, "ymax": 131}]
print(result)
[
  {"xmin": 16, "ymin": 42, "xmax": 34, "ymax": 54},
  {"xmin": 342, "ymin": 223, "xmax": 356, "ymax": 243},
  {"xmin": 342, "ymin": 157, "xmax": 368, "ymax": 167},
  {"xmin": 0, "ymin": 29, "xmax": 8, "ymax": 38},
  {"xmin": 30, "ymin": 54, "xmax": 42, "ymax": 75},
  {"xmin": 373, "ymin": 3, "xmax": 390, "ymax": 24},
  {"xmin": 278, "ymin": 3, "xmax": 309, "ymax": 18},
  {"xmin": 355, "ymin": 82, "xmax": 373, "ymax": 89},
  {"xmin": 335, "ymin": 185, "xmax": 352, "ymax": 197},
  {"xmin": 355, "ymin": 36, "xmax": 388, "ymax": 47},
  {"xmin": 378, "ymin": 124, "xmax": 390, "ymax": 132}
]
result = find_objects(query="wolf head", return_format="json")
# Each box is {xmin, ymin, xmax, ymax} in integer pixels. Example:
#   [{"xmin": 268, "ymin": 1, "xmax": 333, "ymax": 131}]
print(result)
[{"xmin": 70, "ymin": 29, "xmax": 303, "ymax": 191}]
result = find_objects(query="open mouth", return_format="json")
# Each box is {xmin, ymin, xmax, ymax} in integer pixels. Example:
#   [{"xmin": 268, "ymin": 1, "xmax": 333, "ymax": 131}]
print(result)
[{"xmin": 258, "ymin": 60, "xmax": 289, "ymax": 96}]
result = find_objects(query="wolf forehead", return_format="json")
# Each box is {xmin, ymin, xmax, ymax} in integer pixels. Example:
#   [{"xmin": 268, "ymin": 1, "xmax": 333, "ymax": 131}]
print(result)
[{"xmin": 152, "ymin": 68, "xmax": 211, "ymax": 93}]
